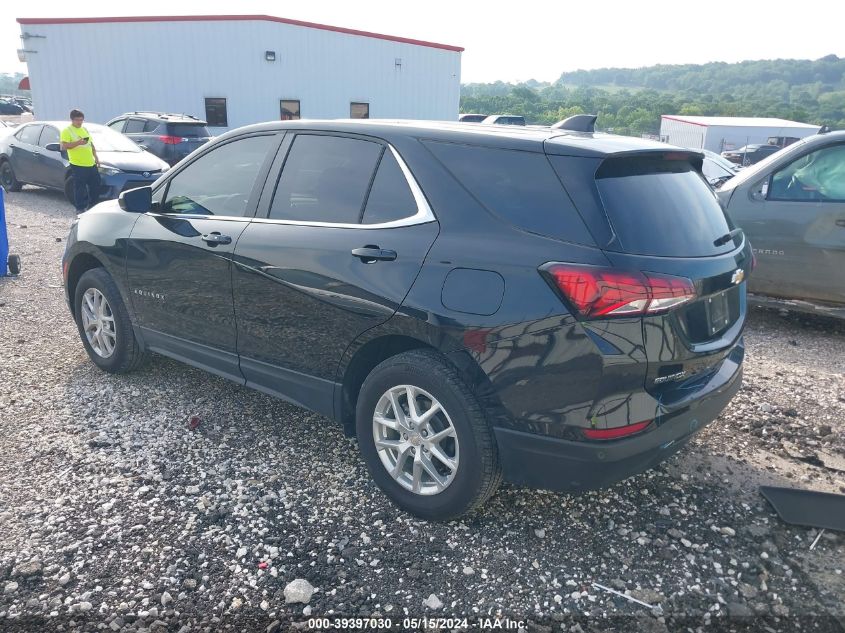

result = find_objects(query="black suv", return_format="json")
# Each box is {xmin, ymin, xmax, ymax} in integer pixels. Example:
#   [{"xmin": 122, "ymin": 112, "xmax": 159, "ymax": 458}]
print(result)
[
  {"xmin": 105, "ymin": 112, "xmax": 213, "ymax": 166},
  {"xmin": 62, "ymin": 121, "xmax": 751, "ymax": 519}
]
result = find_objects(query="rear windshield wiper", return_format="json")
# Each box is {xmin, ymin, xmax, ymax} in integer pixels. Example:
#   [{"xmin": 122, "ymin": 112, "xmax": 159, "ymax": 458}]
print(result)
[{"xmin": 714, "ymin": 228, "xmax": 744, "ymax": 247}]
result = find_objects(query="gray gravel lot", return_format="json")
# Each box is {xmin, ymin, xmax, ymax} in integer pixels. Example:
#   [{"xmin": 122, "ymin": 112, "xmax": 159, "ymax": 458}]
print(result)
[{"xmin": 1, "ymin": 186, "xmax": 844, "ymax": 632}]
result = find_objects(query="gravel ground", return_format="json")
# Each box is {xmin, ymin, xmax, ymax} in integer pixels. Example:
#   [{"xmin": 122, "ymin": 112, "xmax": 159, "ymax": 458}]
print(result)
[{"xmin": 1, "ymin": 187, "xmax": 844, "ymax": 632}]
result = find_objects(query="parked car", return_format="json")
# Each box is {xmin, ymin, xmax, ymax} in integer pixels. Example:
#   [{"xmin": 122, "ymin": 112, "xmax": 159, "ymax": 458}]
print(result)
[
  {"xmin": 62, "ymin": 120, "xmax": 750, "ymax": 519},
  {"xmin": 105, "ymin": 112, "xmax": 213, "ymax": 166},
  {"xmin": 722, "ymin": 144, "xmax": 781, "ymax": 166},
  {"xmin": 458, "ymin": 113, "xmax": 488, "ymax": 123},
  {"xmin": 0, "ymin": 100, "xmax": 24, "ymax": 115},
  {"xmin": 0, "ymin": 122, "xmax": 169, "ymax": 204},
  {"xmin": 481, "ymin": 114, "xmax": 526, "ymax": 126},
  {"xmin": 767, "ymin": 136, "xmax": 801, "ymax": 148},
  {"xmin": 700, "ymin": 148, "xmax": 741, "ymax": 187},
  {"xmin": 717, "ymin": 130, "xmax": 845, "ymax": 318}
]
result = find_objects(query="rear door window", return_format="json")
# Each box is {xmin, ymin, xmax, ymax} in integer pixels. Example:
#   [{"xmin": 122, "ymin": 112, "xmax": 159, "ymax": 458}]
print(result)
[
  {"xmin": 588, "ymin": 155, "xmax": 733, "ymax": 257},
  {"xmin": 362, "ymin": 151, "xmax": 417, "ymax": 224},
  {"xmin": 269, "ymin": 134, "xmax": 382, "ymax": 224},
  {"xmin": 424, "ymin": 141, "xmax": 594, "ymax": 245},
  {"xmin": 124, "ymin": 119, "xmax": 146, "ymax": 134}
]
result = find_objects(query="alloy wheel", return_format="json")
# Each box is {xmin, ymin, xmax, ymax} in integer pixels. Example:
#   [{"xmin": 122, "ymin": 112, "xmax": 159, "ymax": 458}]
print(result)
[
  {"xmin": 372, "ymin": 385, "xmax": 460, "ymax": 495},
  {"xmin": 81, "ymin": 288, "xmax": 117, "ymax": 358}
]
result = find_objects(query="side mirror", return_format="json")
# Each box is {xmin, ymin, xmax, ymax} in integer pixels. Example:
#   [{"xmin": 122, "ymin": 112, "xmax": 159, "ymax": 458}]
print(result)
[
  {"xmin": 118, "ymin": 186, "xmax": 152, "ymax": 213},
  {"xmin": 45, "ymin": 143, "xmax": 61, "ymax": 152}
]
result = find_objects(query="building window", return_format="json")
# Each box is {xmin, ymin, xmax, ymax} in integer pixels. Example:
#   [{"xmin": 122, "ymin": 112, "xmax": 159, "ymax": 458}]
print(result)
[
  {"xmin": 350, "ymin": 102, "xmax": 369, "ymax": 119},
  {"xmin": 205, "ymin": 97, "xmax": 228, "ymax": 127},
  {"xmin": 280, "ymin": 100, "xmax": 301, "ymax": 121}
]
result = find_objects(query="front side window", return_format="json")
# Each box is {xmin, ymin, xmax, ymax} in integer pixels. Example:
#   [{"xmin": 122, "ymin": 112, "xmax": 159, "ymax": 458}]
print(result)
[
  {"xmin": 769, "ymin": 144, "xmax": 845, "ymax": 202},
  {"xmin": 16, "ymin": 124, "xmax": 42, "ymax": 145},
  {"xmin": 351, "ymin": 102, "xmax": 370, "ymax": 119},
  {"xmin": 124, "ymin": 119, "xmax": 146, "ymax": 133},
  {"xmin": 38, "ymin": 126, "xmax": 60, "ymax": 148},
  {"xmin": 269, "ymin": 134, "xmax": 382, "ymax": 223},
  {"xmin": 205, "ymin": 98, "xmax": 228, "ymax": 127},
  {"xmin": 281, "ymin": 100, "xmax": 301, "ymax": 121},
  {"xmin": 162, "ymin": 134, "xmax": 277, "ymax": 216}
]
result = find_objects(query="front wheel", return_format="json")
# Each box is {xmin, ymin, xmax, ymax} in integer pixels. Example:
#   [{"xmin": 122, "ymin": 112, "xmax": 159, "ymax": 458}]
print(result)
[
  {"xmin": 73, "ymin": 268, "xmax": 147, "ymax": 373},
  {"xmin": 356, "ymin": 350, "xmax": 501, "ymax": 520},
  {"xmin": 0, "ymin": 160, "xmax": 22, "ymax": 192}
]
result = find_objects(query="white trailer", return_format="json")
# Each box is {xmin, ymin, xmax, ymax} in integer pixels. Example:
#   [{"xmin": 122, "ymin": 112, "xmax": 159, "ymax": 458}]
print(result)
[
  {"xmin": 17, "ymin": 14, "xmax": 463, "ymax": 130},
  {"xmin": 660, "ymin": 115, "xmax": 820, "ymax": 152}
]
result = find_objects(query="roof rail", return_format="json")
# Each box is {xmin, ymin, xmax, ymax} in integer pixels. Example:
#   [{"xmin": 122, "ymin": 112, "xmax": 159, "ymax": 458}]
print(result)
[{"xmin": 551, "ymin": 114, "xmax": 598, "ymax": 133}]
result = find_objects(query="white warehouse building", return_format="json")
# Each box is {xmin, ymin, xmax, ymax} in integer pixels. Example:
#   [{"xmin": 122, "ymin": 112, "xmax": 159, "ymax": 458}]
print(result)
[
  {"xmin": 16, "ymin": 14, "xmax": 463, "ymax": 129},
  {"xmin": 660, "ymin": 115, "xmax": 820, "ymax": 152}
]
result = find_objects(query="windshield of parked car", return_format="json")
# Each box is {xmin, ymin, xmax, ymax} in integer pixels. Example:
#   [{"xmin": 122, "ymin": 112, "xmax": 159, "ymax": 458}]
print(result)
[{"xmin": 89, "ymin": 126, "xmax": 143, "ymax": 152}]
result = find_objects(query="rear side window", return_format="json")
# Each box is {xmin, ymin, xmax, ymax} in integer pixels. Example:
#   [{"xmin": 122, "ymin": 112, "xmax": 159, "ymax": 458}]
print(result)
[
  {"xmin": 169, "ymin": 124, "xmax": 210, "ymax": 137},
  {"xmin": 362, "ymin": 151, "xmax": 417, "ymax": 224},
  {"xmin": 143, "ymin": 120, "xmax": 160, "ymax": 132},
  {"xmin": 270, "ymin": 134, "xmax": 382, "ymax": 224},
  {"xmin": 424, "ymin": 141, "xmax": 594, "ymax": 245},
  {"xmin": 591, "ymin": 156, "xmax": 733, "ymax": 257}
]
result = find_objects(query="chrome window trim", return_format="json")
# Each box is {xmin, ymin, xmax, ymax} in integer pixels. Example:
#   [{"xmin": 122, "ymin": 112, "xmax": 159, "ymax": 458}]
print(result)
[{"xmin": 253, "ymin": 144, "xmax": 436, "ymax": 229}]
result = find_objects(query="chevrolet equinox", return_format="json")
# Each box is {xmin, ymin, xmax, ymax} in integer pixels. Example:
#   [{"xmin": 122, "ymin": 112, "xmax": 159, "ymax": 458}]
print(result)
[{"xmin": 63, "ymin": 120, "xmax": 751, "ymax": 520}]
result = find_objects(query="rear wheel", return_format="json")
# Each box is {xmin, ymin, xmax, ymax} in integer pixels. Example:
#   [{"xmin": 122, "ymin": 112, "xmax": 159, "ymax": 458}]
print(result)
[
  {"xmin": 356, "ymin": 350, "xmax": 501, "ymax": 520},
  {"xmin": 74, "ymin": 268, "xmax": 147, "ymax": 373},
  {"xmin": 0, "ymin": 160, "xmax": 22, "ymax": 192}
]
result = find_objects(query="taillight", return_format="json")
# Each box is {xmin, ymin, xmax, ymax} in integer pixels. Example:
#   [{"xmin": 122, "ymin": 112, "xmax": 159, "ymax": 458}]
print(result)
[
  {"xmin": 159, "ymin": 135, "xmax": 183, "ymax": 145},
  {"xmin": 541, "ymin": 263, "xmax": 696, "ymax": 319},
  {"xmin": 583, "ymin": 419, "xmax": 652, "ymax": 440}
]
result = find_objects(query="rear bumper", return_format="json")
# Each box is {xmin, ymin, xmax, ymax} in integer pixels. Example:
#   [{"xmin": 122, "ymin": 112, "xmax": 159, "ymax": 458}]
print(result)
[{"xmin": 494, "ymin": 347, "xmax": 743, "ymax": 492}]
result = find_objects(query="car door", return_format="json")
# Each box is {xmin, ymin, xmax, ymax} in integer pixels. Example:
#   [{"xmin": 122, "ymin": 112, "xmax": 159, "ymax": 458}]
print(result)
[
  {"xmin": 735, "ymin": 142, "xmax": 845, "ymax": 304},
  {"xmin": 34, "ymin": 124, "xmax": 66, "ymax": 189},
  {"xmin": 232, "ymin": 132, "xmax": 439, "ymax": 416},
  {"xmin": 8, "ymin": 124, "xmax": 42, "ymax": 184},
  {"xmin": 125, "ymin": 132, "xmax": 282, "ymax": 380}
]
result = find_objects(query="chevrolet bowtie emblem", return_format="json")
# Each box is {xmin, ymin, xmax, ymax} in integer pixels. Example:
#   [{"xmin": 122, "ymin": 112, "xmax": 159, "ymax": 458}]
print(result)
[{"xmin": 731, "ymin": 269, "xmax": 745, "ymax": 285}]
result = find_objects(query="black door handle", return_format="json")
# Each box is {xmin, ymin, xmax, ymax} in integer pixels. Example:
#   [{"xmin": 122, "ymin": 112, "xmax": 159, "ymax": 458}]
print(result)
[
  {"xmin": 351, "ymin": 246, "xmax": 397, "ymax": 262},
  {"xmin": 836, "ymin": 219, "xmax": 845, "ymax": 228},
  {"xmin": 201, "ymin": 232, "xmax": 232, "ymax": 245}
]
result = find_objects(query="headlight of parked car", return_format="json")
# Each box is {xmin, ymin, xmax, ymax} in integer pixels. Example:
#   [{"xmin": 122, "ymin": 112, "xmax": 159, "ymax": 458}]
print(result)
[{"xmin": 98, "ymin": 164, "xmax": 122, "ymax": 176}]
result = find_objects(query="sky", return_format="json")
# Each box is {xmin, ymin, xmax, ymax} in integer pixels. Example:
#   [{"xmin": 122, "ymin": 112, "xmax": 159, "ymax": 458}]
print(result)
[{"xmin": 4, "ymin": 0, "xmax": 845, "ymax": 83}]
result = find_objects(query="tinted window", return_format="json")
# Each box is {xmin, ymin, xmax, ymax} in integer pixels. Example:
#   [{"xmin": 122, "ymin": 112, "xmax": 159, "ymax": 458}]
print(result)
[
  {"xmin": 425, "ymin": 141, "xmax": 594, "ymax": 245},
  {"xmin": 362, "ymin": 151, "xmax": 417, "ymax": 224},
  {"xmin": 163, "ymin": 134, "xmax": 276, "ymax": 216},
  {"xmin": 205, "ymin": 98, "xmax": 228, "ymax": 127},
  {"xmin": 143, "ymin": 120, "xmax": 161, "ymax": 133},
  {"xmin": 769, "ymin": 143, "xmax": 845, "ymax": 202},
  {"xmin": 351, "ymin": 102, "xmax": 369, "ymax": 119},
  {"xmin": 270, "ymin": 135, "xmax": 382, "ymax": 223},
  {"xmin": 124, "ymin": 119, "xmax": 146, "ymax": 133},
  {"xmin": 169, "ymin": 124, "xmax": 210, "ymax": 137},
  {"xmin": 16, "ymin": 124, "xmax": 42, "ymax": 145},
  {"xmin": 107, "ymin": 119, "xmax": 125, "ymax": 132},
  {"xmin": 591, "ymin": 156, "xmax": 733, "ymax": 257},
  {"xmin": 281, "ymin": 100, "xmax": 300, "ymax": 121},
  {"xmin": 38, "ymin": 126, "xmax": 59, "ymax": 148}
]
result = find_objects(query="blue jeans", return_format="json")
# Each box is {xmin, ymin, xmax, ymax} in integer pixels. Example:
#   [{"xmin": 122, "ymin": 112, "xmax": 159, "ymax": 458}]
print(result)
[{"xmin": 70, "ymin": 164, "xmax": 100, "ymax": 212}]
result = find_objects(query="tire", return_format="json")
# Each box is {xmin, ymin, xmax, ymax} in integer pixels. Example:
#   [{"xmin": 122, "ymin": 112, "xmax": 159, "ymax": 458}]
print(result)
[
  {"xmin": 356, "ymin": 349, "xmax": 501, "ymax": 520},
  {"xmin": 0, "ymin": 160, "xmax": 23, "ymax": 192},
  {"xmin": 7, "ymin": 254, "xmax": 20, "ymax": 275},
  {"xmin": 73, "ymin": 268, "xmax": 147, "ymax": 373},
  {"xmin": 64, "ymin": 177, "xmax": 75, "ymax": 205}
]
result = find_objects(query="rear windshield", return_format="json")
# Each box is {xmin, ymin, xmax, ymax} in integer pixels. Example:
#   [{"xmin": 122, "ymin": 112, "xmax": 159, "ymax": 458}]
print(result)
[
  {"xmin": 169, "ymin": 124, "xmax": 210, "ymax": 137},
  {"xmin": 424, "ymin": 141, "xmax": 594, "ymax": 245},
  {"xmin": 591, "ymin": 156, "xmax": 734, "ymax": 257}
]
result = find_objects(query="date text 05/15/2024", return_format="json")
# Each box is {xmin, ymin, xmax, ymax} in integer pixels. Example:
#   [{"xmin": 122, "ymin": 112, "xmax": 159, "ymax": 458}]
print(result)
[{"xmin": 307, "ymin": 617, "xmax": 526, "ymax": 629}]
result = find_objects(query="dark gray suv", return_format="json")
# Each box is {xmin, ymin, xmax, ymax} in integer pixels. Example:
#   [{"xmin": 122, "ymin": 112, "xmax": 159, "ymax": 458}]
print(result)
[{"xmin": 105, "ymin": 112, "xmax": 213, "ymax": 166}]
